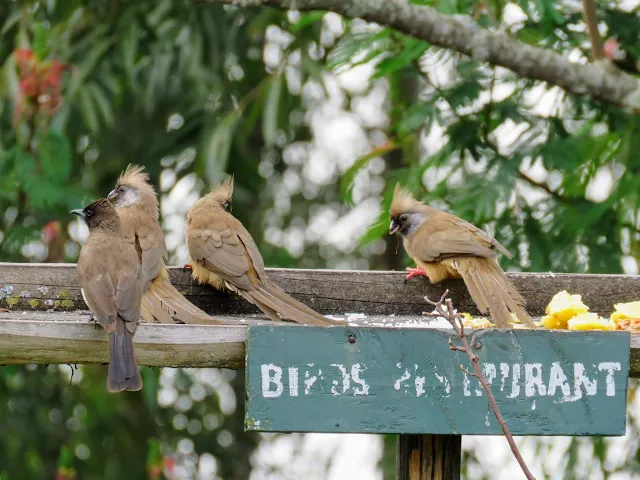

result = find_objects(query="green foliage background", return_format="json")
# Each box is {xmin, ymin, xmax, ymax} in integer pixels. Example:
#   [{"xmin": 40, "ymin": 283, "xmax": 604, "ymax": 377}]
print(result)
[{"xmin": 0, "ymin": 0, "xmax": 639, "ymax": 478}]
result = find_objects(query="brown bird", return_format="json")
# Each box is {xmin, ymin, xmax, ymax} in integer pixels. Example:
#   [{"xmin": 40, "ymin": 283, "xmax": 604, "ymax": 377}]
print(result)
[
  {"xmin": 184, "ymin": 176, "xmax": 336, "ymax": 326},
  {"xmin": 72, "ymin": 199, "xmax": 143, "ymax": 392},
  {"xmin": 389, "ymin": 185, "xmax": 535, "ymax": 328},
  {"xmin": 108, "ymin": 165, "xmax": 222, "ymax": 325}
]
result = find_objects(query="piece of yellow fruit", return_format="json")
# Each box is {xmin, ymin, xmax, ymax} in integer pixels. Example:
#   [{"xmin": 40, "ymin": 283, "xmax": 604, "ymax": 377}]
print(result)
[
  {"xmin": 470, "ymin": 318, "xmax": 494, "ymax": 329},
  {"xmin": 461, "ymin": 314, "xmax": 495, "ymax": 329},
  {"xmin": 611, "ymin": 301, "xmax": 640, "ymax": 323},
  {"xmin": 542, "ymin": 314, "xmax": 566, "ymax": 329},
  {"xmin": 567, "ymin": 313, "xmax": 614, "ymax": 331},
  {"xmin": 545, "ymin": 290, "xmax": 589, "ymax": 322}
]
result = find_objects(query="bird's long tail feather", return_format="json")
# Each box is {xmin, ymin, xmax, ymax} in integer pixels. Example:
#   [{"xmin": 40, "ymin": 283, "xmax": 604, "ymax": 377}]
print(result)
[
  {"xmin": 237, "ymin": 281, "xmax": 337, "ymax": 326},
  {"xmin": 145, "ymin": 275, "xmax": 222, "ymax": 325},
  {"xmin": 107, "ymin": 318, "xmax": 143, "ymax": 392},
  {"xmin": 455, "ymin": 257, "xmax": 536, "ymax": 328}
]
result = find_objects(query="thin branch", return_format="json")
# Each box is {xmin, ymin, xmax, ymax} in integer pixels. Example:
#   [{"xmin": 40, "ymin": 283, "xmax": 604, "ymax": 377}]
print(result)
[
  {"xmin": 195, "ymin": 0, "xmax": 640, "ymax": 110},
  {"xmin": 581, "ymin": 0, "xmax": 604, "ymax": 60},
  {"xmin": 517, "ymin": 171, "xmax": 572, "ymax": 204},
  {"xmin": 423, "ymin": 289, "xmax": 536, "ymax": 480},
  {"xmin": 67, "ymin": 364, "xmax": 75, "ymax": 386},
  {"xmin": 483, "ymin": 68, "xmax": 497, "ymax": 143}
]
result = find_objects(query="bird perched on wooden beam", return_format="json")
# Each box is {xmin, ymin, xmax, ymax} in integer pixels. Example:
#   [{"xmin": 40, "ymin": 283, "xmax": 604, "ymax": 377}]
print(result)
[
  {"xmin": 72, "ymin": 198, "xmax": 143, "ymax": 392},
  {"xmin": 108, "ymin": 165, "xmax": 222, "ymax": 325},
  {"xmin": 389, "ymin": 184, "xmax": 535, "ymax": 328},
  {"xmin": 184, "ymin": 176, "xmax": 337, "ymax": 326}
]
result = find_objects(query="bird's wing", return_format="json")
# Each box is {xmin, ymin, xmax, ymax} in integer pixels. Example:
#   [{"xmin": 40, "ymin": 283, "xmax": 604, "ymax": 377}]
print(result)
[
  {"xmin": 187, "ymin": 226, "xmax": 254, "ymax": 290},
  {"xmin": 137, "ymin": 223, "xmax": 168, "ymax": 284},
  {"xmin": 81, "ymin": 273, "xmax": 118, "ymax": 331},
  {"xmin": 411, "ymin": 215, "xmax": 503, "ymax": 262},
  {"xmin": 114, "ymin": 272, "xmax": 143, "ymax": 331},
  {"xmin": 234, "ymin": 223, "xmax": 267, "ymax": 282},
  {"xmin": 447, "ymin": 216, "xmax": 511, "ymax": 258}
]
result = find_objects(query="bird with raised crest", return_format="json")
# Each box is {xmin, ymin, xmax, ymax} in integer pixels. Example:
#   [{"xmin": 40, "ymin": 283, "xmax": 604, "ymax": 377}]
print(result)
[
  {"xmin": 389, "ymin": 184, "xmax": 535, "ymax": 328},
  {"xmin": 184, "ymin": 176, "xmax": 338, "ymax": 326},
  {"xmin": 108, "ymin": 165, "xmax": 222, "ymax": 325}
]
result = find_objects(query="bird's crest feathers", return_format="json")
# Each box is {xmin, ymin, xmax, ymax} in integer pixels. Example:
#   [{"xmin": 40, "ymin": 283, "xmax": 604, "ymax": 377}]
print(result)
[
  {"xmin": 390, "ymin": 184, "xmax": 423, "ymax": 217},
  {"xmin": 117, "ymin": 164, "xmax": 156, "ymax": 195},
  {"xmin": 210, "ymin": 175, "xmax": 234, "ymax": 198},
  {"xmin": 207, "ymin": 175, "xmax": 234, "ymax": 206}
]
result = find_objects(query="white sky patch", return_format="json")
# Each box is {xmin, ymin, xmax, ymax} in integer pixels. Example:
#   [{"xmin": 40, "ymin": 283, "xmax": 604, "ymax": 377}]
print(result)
[
  {"xmin": 323, "ymin": 197, "xmax": 381, "ymax": 251},
  {"xmin": 585, "ymin": 166, "xmax": 614, "ymax": 203}
]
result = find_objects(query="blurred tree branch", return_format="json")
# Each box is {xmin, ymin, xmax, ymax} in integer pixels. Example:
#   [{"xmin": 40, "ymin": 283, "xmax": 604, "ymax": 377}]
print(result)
[
  {"xmin": 517, "ymin": 171, "xmax": 571, "ymax": 205},
  {"xmin": 198, "ymin": 0, "xmax": 640, "ymax": 110}
]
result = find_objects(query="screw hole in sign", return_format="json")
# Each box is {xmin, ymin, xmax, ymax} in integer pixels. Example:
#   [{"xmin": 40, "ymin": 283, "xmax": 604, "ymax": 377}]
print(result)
[{"xmin": 348, "ymin": 334, "xmax": 356, "ymax": 344}]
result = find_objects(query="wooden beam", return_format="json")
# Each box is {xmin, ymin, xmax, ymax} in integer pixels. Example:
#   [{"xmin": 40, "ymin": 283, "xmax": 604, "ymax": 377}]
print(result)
[
  {"xmin": 0, "ymin": 312, "xmax": 248, "ymax": 368},
  {"xmin": 1, "ymin": 263, "xmax": 640, "ymax": 316},
  {"xmin": 0, "ymin": 311, "xmax": 437, "ymax": 367},
  {"xmin": 3, "ymin": 263, "xmax": 640, "ymax": 374},
  {"xmin": 396, "ymin": 435, "xmax": 461, "ymax": 480},
  {"xmin": 3, "ymin": 312, "xmax": 640, "ymax": 378}
]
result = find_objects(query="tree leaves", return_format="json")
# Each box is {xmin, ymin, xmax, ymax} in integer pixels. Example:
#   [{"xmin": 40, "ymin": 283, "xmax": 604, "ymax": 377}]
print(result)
[
  {"xmin": 327, "ymin": 29, "xmax": 392, "ymax": 70},
  {"xmin": 372, "ymin": 36, "xmax": 429, "ymax": 79},
  {"xmin": 262, "ymin": 72, "xmax": 283, "ymax": 148},
  {"xmin": 396, "ymin": 103, "xmax": 435, "ymax": 137},
  {"xmin": 39, "ymin": 129, "xmax": 72, "ymax": 180},
  {"xmin": 340, "ymin": 141, "xmax": 399, "ymax": 205},
  {"xmin": 202, "ymin": 108, "xmax": 242, "ymax": 185}
]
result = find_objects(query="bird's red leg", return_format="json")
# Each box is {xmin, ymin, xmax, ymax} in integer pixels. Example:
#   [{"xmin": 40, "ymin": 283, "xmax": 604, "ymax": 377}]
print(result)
[
  {"xmin": 183, "ymin": 264, "xmax": 193, "ymax": 271},
  {"xmin": 405, "ymin": 266, "xmax": 429, "ymax": 281}
]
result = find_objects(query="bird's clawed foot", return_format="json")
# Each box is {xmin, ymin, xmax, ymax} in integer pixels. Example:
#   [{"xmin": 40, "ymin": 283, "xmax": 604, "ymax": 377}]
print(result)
[
  {"xmin": 183, "ymin": 263, "xmax": 193, "ymax": 272},
  {"xmin": 404, "ymin": 266, "xmax": 429, "ymax": 283}
]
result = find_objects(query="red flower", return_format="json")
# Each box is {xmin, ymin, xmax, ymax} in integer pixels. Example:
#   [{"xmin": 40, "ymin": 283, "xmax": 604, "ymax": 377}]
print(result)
[
  {"xmin": 12, "ymin": 48, "xmax": 70, "ymax": 122},
  {"xmin": 14, "ymin": 48, "xmax": 34, "ymax": 67},
  {"xmin": 20, "ymin": 75, "xmax": 38, "ymax": 97},
  {"xmin": 163, "ymin": 456, "xmax": 176, "ymax": 472}
]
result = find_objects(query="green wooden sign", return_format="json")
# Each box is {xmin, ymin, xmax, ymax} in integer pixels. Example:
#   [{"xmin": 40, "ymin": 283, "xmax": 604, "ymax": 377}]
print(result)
[{"xmin": 245, "ymin": 326, "xmax": 630, "ymax": 436}]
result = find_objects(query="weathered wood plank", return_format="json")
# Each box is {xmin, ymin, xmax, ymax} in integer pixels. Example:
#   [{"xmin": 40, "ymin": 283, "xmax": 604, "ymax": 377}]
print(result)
[
  {"xmin": 245, "ymin": 326, "xmax": 630, "ymax": 435},
  {"xmin": 0, "ymin": 314, "xmax": 246, "ymax": 368},
  {"xmin": 0, "ymin": 311, "xmax": 437, "ymax": 367},
  {"xmin": 2, "ymin": 263, "xmax": 640, "ymax": 316},
  {"xmin": 3, "ymin": 312, "xmax": 640, "ymax": 379},
  {"xmin": 396, "ymin": 435, "xmax": 461, "ymax": 480}
]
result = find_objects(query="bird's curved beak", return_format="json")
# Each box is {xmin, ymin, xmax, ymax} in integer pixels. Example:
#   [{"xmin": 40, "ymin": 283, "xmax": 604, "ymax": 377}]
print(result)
[
  {"xmin": 107, "ymin": 189, "xmax": 117, "ymax": 202},
  {"xmin": 389, "ymin": 220, "xmax": 400, "ymax": 235},
  {"xmin": 70, "ymin": 209, "xmax": 85, "ymax": 218}
]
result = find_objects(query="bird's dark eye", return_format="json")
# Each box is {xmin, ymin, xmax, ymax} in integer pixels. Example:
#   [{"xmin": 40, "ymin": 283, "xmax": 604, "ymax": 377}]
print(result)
[
  {"xmin": 399, "ymin": 214, "xmax": 408, "ymax": 223},
  {"xmin": 223, "ymin": 201, "xmax": 232, "ymax": 212},
  {"xmin": 118, "ymin": 186, "xmax": 125, "ymax": 192},
  {"xmin": 85, "ymin": 209, "xmax": 94, "ymax": 217}
]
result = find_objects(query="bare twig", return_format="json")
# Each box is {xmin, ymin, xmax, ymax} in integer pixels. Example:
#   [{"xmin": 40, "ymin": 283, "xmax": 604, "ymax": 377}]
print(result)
[
  {"xmin": 67, "ymin": 363, "xmax": 75, "ymax": 386},
  {"xmin": 517, "ymin": 171, "xmax": 569, "ymax": 203},
  {"xmin": 581, "ymin": 0, "xmax": 604, "ymax": 60},
  {"xmin": 423, "ymin": 289, "xmax": 536, "ymax": 480},
  {"xmin": 483, "ymin": 68, "xmax": 497, "ymax": 143}
]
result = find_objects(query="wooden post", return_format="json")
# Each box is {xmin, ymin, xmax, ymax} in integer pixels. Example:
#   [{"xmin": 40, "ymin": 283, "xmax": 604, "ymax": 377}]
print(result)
[{"xmin": 396, "ymin": 434, "xmax": 461, "ymax": 480}]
